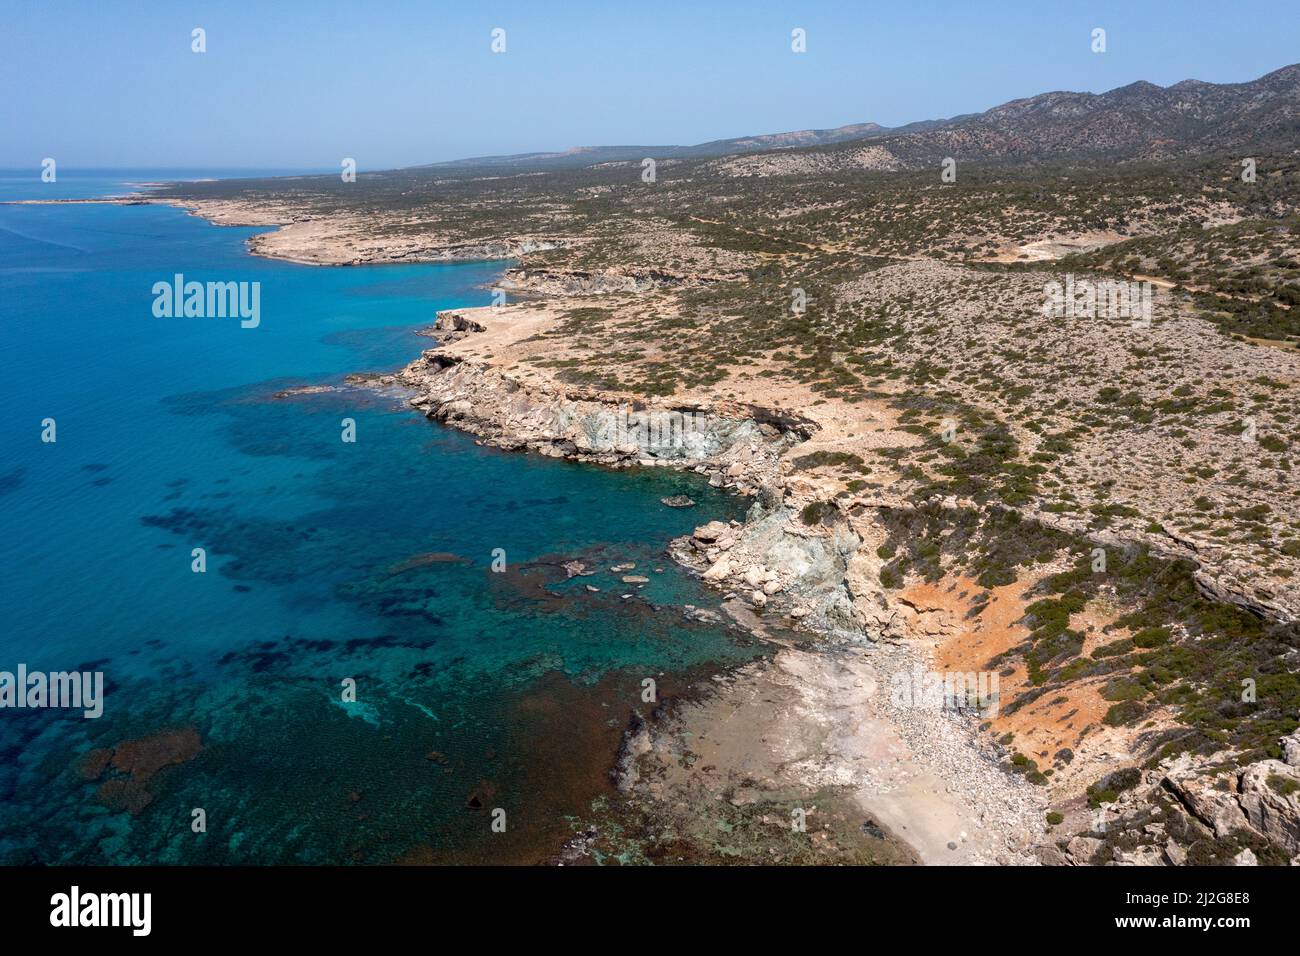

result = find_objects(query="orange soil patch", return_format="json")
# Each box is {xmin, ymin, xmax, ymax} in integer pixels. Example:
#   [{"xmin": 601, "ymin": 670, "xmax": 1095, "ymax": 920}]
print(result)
[
  {"xmin": 901, "ymin": 574, "xmax": 1138, "ymax": 793},
  {"xmin": 900, "ymin": 575, "xmax": 1031, "ymax": 672}
]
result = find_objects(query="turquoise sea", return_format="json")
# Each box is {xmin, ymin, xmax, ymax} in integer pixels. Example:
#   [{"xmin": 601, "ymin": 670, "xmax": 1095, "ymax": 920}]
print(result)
[{"xmin": 0, "ymin": 171, "xmax": 762, "ymax": 864}]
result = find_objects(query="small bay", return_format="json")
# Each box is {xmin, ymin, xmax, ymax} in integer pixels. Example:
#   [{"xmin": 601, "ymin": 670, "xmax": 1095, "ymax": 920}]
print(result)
[{"xmin": 0, "ymin": 172, "xmax": 763, "ymax": 864}]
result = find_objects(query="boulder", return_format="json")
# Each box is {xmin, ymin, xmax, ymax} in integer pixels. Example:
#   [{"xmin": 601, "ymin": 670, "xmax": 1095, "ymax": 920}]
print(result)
[
  {"xmin": 1065, "ymin": 836, "xmax": 1103, "ymax": 864},
  {"xmin": 562, "ymin": 560, "xmax": 591, "ymax": 578},
  {"xmin": 702, "ymin": 556, "xmax": 733, "ymax": 582},
  {"xmin": 692, "ymin": 521, "xmax": 729, "ymax": 543},
  {"xmin": 1283, "ymin": 730, "xmax": 1300, "ymax": 768},
  {"xmin": 1036, "ymin": 844, "xmax": 1068, "ymax": 867},
  {"xmin": 661, "ymin": 495, "xmax": 696, "ymax": 508},
  {"xmin": 433, "ymin": 310, "xmax": 486, "ymax": 333},
  {"xmin": 1112, "ymin": 845, "xmax": 1166, "ymax": 866}
]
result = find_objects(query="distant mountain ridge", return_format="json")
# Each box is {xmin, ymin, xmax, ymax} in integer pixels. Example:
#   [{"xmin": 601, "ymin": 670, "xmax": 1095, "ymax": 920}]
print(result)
[
  {"xmin": 878, "ymin": 62, "xmax": 1300, "ymax": 165},
  {"xmin": 425, "ymin": 63, "xmax": 1300, "ymax": 175},
  {"xmin": 423, "ymin": 121, "xmax": 917, "ymax": 172}
]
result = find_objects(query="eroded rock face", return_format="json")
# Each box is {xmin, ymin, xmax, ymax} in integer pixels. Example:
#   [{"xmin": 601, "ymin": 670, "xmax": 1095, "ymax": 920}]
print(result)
[
  {"xmin": 1055, "ymin": 741, "xmax": 1300, "ymax": 867},
  {"xmin": 1238, "ymin": 761, "xmax": 1300, "ymax": 854},
  {"xmin": 403, "ymin": 360, "xmax": 767, "ymax": 464},
  {"xmin": 500, "ymin": 266, "xmax": 730, "ymax": 297},
  {"xmin": 1155, "ymin": 747, "xmax": 1300, "ymax": 860},
  {"xmin": 844, "ymin": 538, "xmax": 905, "ymax": 643},
  {"xmin": 433, "ymin": 310, "xmax": 486, "ymax": 333},
  {"xmin": 1163, "ymin": 765, "xmax": 1246, "ymax": 839}
]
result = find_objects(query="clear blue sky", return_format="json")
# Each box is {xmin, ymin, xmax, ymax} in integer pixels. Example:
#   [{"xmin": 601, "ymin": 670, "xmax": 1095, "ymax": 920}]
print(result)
[{"xmin": 3, "ymin": 0, "xmax": 1297, "ymax": 170}]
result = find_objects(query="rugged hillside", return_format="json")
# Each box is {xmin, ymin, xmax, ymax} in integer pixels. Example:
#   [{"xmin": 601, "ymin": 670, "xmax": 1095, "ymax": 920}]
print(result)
[
  {"xmin": 717, "ymin": 64, "xmax": 1300, "ymax": 176},
  {"xmin": 930, "ymin": 64, "xmax": 1299, "ymax": 158}
]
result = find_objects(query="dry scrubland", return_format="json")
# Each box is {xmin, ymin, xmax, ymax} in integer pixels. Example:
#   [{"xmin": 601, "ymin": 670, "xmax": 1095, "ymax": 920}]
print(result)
[{"xmin": 154, "ymin": 133, "xmax": 1300, "ymax": 865}]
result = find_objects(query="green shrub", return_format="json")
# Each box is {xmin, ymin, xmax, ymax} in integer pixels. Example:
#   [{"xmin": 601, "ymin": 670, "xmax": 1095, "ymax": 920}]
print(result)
[
  {"xmin": 1267, "ymin": 774, "xmax": 1299, "ymax": 797},
  {"xmin": 799, "ymin": 501, "xmax": 829, "ymax": 526},
  {"xmin": 1103, "ymin": 700, "xmax": 1146, "ymax": 726}
]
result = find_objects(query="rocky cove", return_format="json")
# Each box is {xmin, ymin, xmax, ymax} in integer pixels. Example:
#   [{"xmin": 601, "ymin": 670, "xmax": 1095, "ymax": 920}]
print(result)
[
  {"xmin": 342, "ymin": 306, "xmax": 1053, "ymax": 864},
  {"xmin": 336, "ymin": 299, "xmax": 1300, "ymax": 867}
]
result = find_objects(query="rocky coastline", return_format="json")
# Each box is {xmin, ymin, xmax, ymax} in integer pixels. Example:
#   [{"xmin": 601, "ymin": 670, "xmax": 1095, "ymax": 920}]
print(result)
[
  {"xmin": 357, "ymin": 306, "xmax": 1300, "ymax": 867},
  {"xmin": 144, "ymin": 192, "xmax": 1300, "ymax": 866},
  {"xmin": 342, "ymin": 309, "xmax": 1050, "ymax": 863}
]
